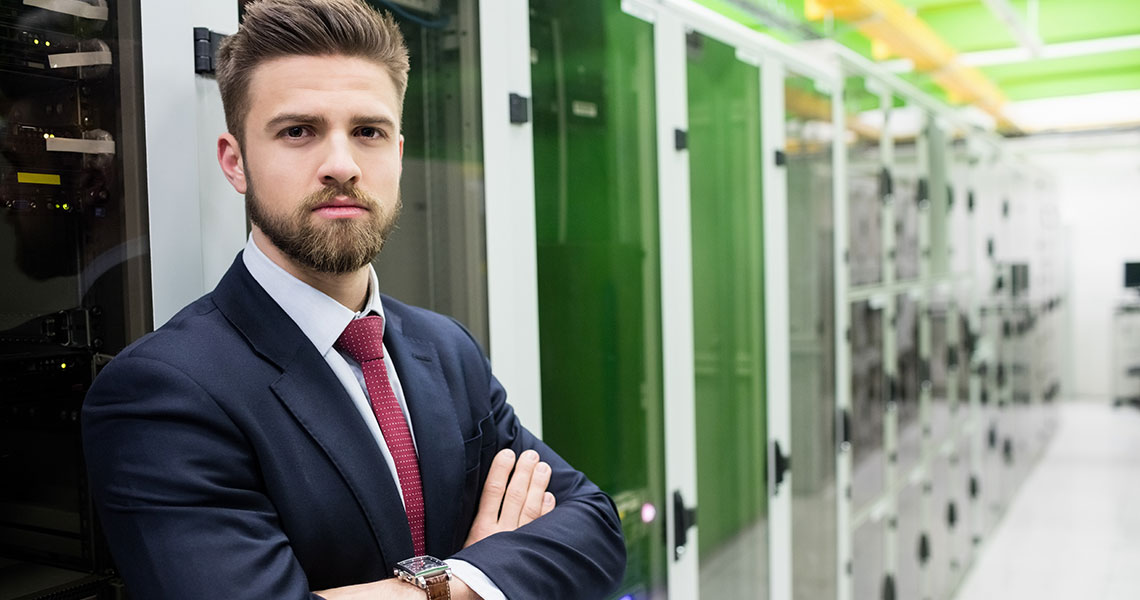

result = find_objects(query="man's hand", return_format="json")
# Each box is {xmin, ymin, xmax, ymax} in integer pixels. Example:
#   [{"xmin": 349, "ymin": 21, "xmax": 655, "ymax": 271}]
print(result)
[{"xmin": 463, "ymin": 449, "xmax": 556, "ymax": 548}]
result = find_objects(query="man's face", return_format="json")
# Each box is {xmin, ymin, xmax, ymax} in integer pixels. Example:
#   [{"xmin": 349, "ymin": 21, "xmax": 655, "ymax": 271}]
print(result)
[{"xmin": 237, "ymin": 54, "xmax": 404, "ymax": 274}]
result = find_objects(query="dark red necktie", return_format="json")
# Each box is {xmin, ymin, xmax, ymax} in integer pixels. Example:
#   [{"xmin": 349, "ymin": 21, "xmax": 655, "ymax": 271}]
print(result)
[{"xmin": 336, "ymin": 315, "xmax": 426, "ymax": 555}]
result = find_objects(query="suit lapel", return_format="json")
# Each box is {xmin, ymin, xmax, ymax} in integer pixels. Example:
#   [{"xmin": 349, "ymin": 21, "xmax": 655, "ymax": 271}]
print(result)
[
  {"xmin": 270, "ymin": 355, "xmax": 414, "ymax": 563},
  {"xmin": 212, "ymin": 256, "xmax": 413, "ymax": 567},
  {"xmin": 383, "ymin": 308, "xmax": 466, "ymax": 556}
]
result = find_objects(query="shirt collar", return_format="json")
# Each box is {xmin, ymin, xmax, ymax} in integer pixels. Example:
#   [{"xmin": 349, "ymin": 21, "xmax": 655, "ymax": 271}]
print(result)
[{"xmin": 242, "ymin": 235, "xmax": 385, "ymax": 356}]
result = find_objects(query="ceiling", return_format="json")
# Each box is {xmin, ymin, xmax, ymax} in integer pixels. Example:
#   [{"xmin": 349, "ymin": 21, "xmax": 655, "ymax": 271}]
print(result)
[{"xmin": 697, "ymin": 0, "xmax": 1140, "ymax": 133}]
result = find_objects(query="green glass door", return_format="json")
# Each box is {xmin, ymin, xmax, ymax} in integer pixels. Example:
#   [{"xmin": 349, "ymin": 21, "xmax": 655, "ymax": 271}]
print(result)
[
  {"xmin": 529, "ymin": 2, "xmax": 667, "ymax": 598},
  {"xmin": 686, "ymin": 33, "xmax": 769, "ymax": 599}
]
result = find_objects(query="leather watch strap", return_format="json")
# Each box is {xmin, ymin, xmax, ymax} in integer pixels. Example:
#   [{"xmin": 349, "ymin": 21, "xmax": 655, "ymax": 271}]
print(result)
[{"xmin": 423, "ymin": 572, "xmax": 450, "ymax": 600}]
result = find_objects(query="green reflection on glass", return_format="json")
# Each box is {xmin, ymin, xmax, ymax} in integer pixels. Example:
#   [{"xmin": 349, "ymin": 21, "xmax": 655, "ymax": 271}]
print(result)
[
  {"xmin": 686, "ymin": 35, "xmax": 768, "ymax": 587},
  {"xmin": 530, "ymin": 1, "xmax": 666, "ymax": 597}
]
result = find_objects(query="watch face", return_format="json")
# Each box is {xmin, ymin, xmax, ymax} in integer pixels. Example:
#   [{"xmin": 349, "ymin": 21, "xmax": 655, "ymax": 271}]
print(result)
[{"xmin": 396, "ymin": 556, "xmax": 449, "ymax": 577}]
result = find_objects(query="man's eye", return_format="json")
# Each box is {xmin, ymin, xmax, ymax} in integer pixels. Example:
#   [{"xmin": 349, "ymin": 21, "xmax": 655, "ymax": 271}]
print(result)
[
  {"xmin": 358, "ymin": 127, "xmax": 386, "ymax": 139},
  {"xmin": 283, "ymin": 126, "xmax": 307, "ymax": 138}
]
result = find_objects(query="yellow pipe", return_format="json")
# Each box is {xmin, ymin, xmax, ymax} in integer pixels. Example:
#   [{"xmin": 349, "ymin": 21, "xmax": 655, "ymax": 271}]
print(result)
[{"xmin": 806, "ymin": 0, "xmax": 1015, "ymax": 131}]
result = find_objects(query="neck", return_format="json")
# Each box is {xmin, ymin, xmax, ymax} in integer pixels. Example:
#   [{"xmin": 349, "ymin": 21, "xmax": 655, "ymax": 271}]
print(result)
[{"xmin": 251, "ymin": 228, "xmax": 370, "ymax": 312}]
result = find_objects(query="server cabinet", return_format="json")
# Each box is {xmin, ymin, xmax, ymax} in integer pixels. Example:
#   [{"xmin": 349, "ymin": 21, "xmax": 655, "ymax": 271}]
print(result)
[
  {"xmin": 375, "ymin": 0, "xmax": 490, "ymax": 347},
  {"xmin": 529, "ymin": 2, "xmax": 669, "ymax": 597},
  {"xmin": 1, "ymin": 0, "xmax": 148, "ymax": 597},
  {"xmin": 687, "ymin": 31, "xmax": 770, "ymax": 600},
  {"xmin": 784, "ymin": 74, "xmax": 838, "ymax": 600}
]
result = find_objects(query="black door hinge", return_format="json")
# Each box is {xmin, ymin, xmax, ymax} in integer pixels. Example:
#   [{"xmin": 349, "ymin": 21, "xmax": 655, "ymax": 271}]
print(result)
[
  {"xmin": 839, "ymin": 408, "xmax": 851, "ymax": 449},
  {"xmin": 918, "ymin": 532, "xmax": 930, "ymax": 564},
  {"xmin": 194, "ymin": 28, "xmax": 228, "ymax": 74},
  {"xmin": 774, "ymin": 148, "xmax": 786, "ymax": 166},
  {"xmin": 879, "ymin": 167, "xmax": 893, "ymax": 202},
  {"xmin": 672, "ymin": 491, "xmax": 697, "ymax": 561},
  {"xmin": 509, "ymin": 93, "xmax": 530, "ymax": 124},
  {"xmin": 882, "ymin": 574, "xmax": 896, "ymax": 600},
  {"xmin": 772, "ymin": 440, "xmax": 791, "ymax": 493},
  {"xmin": 675, "ymin": 128, "xmax": 688, "ymax": 151}
]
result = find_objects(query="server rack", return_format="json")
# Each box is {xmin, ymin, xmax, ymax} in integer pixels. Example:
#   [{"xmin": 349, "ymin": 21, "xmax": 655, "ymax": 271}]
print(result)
[{"xmin": 1, "ymin": 0, "xmax": 149, "ymax": 597}]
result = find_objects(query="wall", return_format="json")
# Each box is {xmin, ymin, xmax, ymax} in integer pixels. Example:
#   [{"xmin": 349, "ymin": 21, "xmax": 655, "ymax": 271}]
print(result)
[{"xmin": 1011, "ymin": 130, "xmax": 1140, "ymax": 401}]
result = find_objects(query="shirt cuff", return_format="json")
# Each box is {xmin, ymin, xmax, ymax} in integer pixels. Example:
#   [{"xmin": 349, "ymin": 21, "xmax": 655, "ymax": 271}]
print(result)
[{"xmin": 446, "ymin": 559, "xmax": 506, "ymax": 600}]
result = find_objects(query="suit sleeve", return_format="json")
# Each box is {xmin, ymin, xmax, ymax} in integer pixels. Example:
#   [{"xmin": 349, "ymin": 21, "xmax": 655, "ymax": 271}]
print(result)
[
  {"xmin": 82, "ymin": 355, "xmax": 321, "ymax": 600},
  {"xmin": 447, "ymin": 325, "xmax": 627, "ymax": 599}
]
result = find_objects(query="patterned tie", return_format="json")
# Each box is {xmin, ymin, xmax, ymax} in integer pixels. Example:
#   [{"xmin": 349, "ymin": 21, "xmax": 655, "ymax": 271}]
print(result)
[{"xmin": 335, "ymin": 315, "xmax": 426, "ymax": 556}]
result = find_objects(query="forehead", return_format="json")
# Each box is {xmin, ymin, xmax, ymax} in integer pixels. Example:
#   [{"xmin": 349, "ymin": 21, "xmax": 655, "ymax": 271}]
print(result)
[{"xmin": 245, "ymin": 54, "xmax": 401, "ymax": 124}]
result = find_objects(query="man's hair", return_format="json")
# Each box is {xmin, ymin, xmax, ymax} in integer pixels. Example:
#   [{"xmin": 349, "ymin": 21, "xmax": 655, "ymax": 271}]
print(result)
[{"xmin": 216, "ymin": 0, "xmax": 410, "ymax": 143}]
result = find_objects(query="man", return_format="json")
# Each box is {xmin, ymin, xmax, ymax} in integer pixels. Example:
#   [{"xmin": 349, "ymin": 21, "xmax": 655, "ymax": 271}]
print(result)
[{"xmin": 80, "ymin": 1, "xmax": 625, "ymax": 598}]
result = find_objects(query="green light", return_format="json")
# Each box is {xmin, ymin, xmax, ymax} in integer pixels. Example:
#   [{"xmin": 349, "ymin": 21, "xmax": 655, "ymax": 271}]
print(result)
[{"xmin": 60, "ymin": 362, "xmax": 67, "ymax": 369}]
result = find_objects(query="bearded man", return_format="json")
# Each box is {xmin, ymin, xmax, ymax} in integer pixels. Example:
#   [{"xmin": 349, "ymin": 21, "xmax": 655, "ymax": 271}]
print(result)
[{"xmin": 80, "ymin": 1, "xmax": 625, "ymax": 599}]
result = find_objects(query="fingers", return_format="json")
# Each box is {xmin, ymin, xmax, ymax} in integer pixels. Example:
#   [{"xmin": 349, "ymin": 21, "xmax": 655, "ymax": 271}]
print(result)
[
  {"xmin": 518, "ymin": 460, "xmax": 552, "ymax": 526},
  {"xmin": 542, "ymin": 491, "xmax": 556, "ymax": 516},
  {"xmin": 473, "ymin": 449, "xmax": 515, "ymax": 525},
  {"xmin": 498, "ymin": 449, "xmax": 539, "ymax": 527}
]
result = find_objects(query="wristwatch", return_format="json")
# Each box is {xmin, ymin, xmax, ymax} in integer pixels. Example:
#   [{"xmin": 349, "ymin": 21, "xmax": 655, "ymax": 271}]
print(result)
[{"xmin": 394, "ymin": 556, "xmax": 452, "ymax": 600}]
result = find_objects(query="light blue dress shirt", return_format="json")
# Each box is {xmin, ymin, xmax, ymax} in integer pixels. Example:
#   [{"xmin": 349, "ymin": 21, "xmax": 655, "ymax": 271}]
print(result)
[{"xmin": 242, "ymin": 237, "xmax": 504, "ymax": 600}]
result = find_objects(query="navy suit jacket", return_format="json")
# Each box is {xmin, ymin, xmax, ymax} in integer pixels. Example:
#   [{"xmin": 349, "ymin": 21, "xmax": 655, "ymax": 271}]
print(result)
[{"xmin": 82, "ymin": 254, "xmax": 625, "ymax": 599}]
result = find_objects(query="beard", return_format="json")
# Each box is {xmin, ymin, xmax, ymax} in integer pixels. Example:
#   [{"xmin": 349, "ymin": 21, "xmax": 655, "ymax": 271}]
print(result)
[{"xmin": 246, "ymin": 176, "xmax": 401, "ymax": 275}]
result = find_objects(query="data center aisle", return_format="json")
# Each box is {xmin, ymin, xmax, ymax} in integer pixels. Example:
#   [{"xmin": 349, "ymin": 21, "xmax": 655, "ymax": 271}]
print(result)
[{"xmin": 954, "ymin": 401, "xmax": 1140, "ymax": 600}]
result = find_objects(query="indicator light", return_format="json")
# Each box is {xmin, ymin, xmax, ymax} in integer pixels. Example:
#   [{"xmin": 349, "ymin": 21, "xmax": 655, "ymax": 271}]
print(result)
[
  {"xmin": 34, "ymin": 39, "xmax": 39, "ymax": 45},
  {"xmin": 45, "ymin": 41, "xmax": 50, "ymax": 47},
  {"xmin": 60, "ymin": 363, "xmax": 67, "ymax": 369},
  {"xmin": 62, "ymin": 203, "xmax": 70, "ymax": 210}
]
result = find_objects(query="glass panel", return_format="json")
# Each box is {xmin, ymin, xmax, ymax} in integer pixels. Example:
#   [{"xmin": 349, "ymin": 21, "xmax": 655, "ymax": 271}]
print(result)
[
  {"xmin": 853, "ymin": 518, "xmax": 885, "ymax": 600},
  {"xmin": 896, "ymin": 293, "xmax": 921, "ymax": 477},
  {"xmin": 785, "ymin": 74, "xmax": 838, "ymax": 600},
  {"xmin": 529, "ymin": 2, "xmax": 666, "ymax": 598},
  {"xmin": 851, "ymin": 300, "xmax": 885, "ymax": 510},
  {"xmin": 951, "ymin": 438, "xmax": 974, "ymax": 587},
  {"xmin": 687, "ymin": 34, "xmax": 768, "ymax": 600},
  {"xmin": 845, "ymin": 75, "xmax": 883, "ymax": 288},
  {"xmin": 893, "ymin": 175, "xmax": 920, "ymax": 282},
  {"xmin": 929, "ymin": 454, "xmax": 952, "ymax": 599},
  {"xmin": 889, "ymin": 95, "xmax": 921, "ymax": 284},
  {"xmin": 956, "ymin": 307, "xmax": 971, "ymax": 414},
  {"xmin": 376, "ymin": 1, "xmax": 488, "ymax": 345},
  {"xmin": 1, "ymin": 0, "xmax": 149, "ymax": 594},
  {"xmin": 895, "ymin": 482, "xmax": 923, "ymax": 600},
  {"xmin": 929, "ymin": 297, "xmax": 951, "ymax": 442}
]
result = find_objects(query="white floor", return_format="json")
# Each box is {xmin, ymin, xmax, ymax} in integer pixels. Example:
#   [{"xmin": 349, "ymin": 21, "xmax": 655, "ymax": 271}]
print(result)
[{"xmin": 954, "ymin": 401, "xmax": 1140, "ymax": 600}]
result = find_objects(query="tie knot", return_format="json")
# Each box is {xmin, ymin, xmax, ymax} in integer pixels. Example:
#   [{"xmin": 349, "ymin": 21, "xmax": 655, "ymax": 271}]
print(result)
[{"xmin": 336, "ymin": 315, "xmax": 385, "ymax": 363}]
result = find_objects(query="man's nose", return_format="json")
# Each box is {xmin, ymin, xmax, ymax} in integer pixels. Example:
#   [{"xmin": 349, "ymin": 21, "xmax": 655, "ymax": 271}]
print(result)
[{"xmin": 317, "ymin": 134, "xmax": 362, "ymax": 187}]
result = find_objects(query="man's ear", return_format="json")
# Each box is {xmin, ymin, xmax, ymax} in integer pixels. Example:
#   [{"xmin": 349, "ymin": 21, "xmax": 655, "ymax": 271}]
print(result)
[
  {"xmin": 217, "ymin": 133, "xmax": 247, "ymax": 194},
  {"xmin": 398, "ymin": 134, "xmax": 404, "ymax": 160}
]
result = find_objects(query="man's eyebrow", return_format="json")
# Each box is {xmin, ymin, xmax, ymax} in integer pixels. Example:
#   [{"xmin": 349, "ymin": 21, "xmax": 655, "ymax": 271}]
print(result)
[
  {"xmin": 263, "ymin": 113, "xmax": 397, "ymax": 131},
  {"xmin": 265, "ymin": 113, "xmax": 328, "ymax": 132},
  {"xmin": 351, "ymin": 115, "xmax": 397, "ymax": 129}
]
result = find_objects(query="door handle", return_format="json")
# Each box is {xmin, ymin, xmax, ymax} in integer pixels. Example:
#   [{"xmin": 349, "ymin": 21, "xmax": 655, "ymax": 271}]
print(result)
[{"xmin": 673, "ymin": 490, "xmax": 697, "ymax": 561}]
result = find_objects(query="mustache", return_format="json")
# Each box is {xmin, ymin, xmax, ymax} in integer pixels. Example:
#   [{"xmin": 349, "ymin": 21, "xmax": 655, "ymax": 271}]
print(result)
[{"xmin": 300, "ymin": 184, "xmax": 379, "ymax": 211}]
